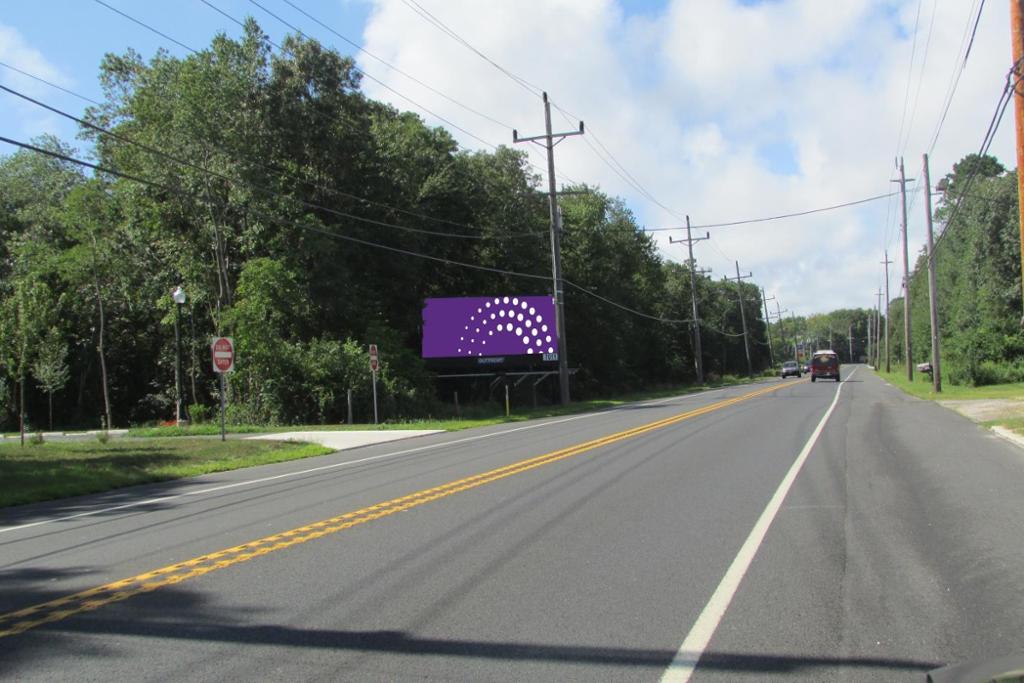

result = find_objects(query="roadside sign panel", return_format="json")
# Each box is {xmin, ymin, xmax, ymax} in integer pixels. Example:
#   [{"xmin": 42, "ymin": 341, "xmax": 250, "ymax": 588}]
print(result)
[
  {"xmin": 369, "ymin": 344, "xmax": 379, "ymax": 372},
  {"xmin": 211, "ymin": 337, "xmax": 235, "ymax": 373}
]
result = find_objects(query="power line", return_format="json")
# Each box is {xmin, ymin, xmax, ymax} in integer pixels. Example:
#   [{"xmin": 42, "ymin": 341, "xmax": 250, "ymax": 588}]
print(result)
[
  {"xmin": 202, "ymin": 0, "xmax": 575, "ymax": 188},
  {"xmin": 640, "ymin": 192, "xmax": 898, "ymax": 232},
  {"xmin": 901, "ymin": 0, "xmax": 938, "ymax": 158},
  {"xmin": 399, "ymin": 0, "xmax": 544, "ymax": 98},
  {"xmin": 0, "ymin": 83, "xmax": 545, "ymax": 241},
  {"xmin": 894, "ymin": 0, "xmax": 925, "ymax": 158},
  {"xmin": 276, "ymin": 0, "xmax": 513, "ymax": 130},
  {"xmin": 926, "ymin": 0, "xmax": 986, "ymax": 155},
  {"xmin": 93, "ymin": 0, "xmax": 198, "ymax": 53},
  {"xmin": 932, "ymin": 57, "xmax": 1018, "ymax": 251},
  {"xmin": 552, "ymin": 104, "xmax": 685, "ymax": 222},
  {"xmin": 0, "ymin": 60, "xmax": 103, "ymax": 106},
  {"xmin": 0, "ymin": 134, "xmax": 684, "ymax": 326},
  {"xmin": 0, "ymin": 62, "xmax": 545, "ymax": 239}
]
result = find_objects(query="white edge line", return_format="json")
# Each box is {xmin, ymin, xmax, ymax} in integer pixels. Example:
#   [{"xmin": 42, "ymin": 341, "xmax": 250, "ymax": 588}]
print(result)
[
  {"xmin": 0, "ymin": 386, "xmax": 737, "ymax": 535},
  {"xmin": 659, "ymin": 368, "xmax": 856, "ymax": 683}
]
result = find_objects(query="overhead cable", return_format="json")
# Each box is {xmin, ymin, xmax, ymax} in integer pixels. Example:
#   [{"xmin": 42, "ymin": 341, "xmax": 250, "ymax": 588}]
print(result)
[
  {"xmin": 0, "ymin": 83, "xmax": 545, "ymax": 241},
  {"xmin": 0, "ymin": 135, "xmax": 686, "ymax": 326}
]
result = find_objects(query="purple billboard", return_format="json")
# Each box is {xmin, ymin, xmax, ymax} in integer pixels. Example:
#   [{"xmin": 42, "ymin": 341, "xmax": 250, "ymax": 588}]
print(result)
[{"xmin": 422, "ymin": 296, "xmax": 558, "ymax": 358}]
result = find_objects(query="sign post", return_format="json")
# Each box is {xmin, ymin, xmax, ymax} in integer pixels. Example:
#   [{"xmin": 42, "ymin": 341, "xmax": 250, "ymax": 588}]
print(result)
[
  {"xmin": 211, "ymin": 337, "xmax": 235, "ymax": 442},
  {"xmin": 369, "ymin": 344, "xmax": 379, "ymax": 425}
]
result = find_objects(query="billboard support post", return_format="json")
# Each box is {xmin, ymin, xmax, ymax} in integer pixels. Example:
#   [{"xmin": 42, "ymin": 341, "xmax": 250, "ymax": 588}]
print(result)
[
  {"xmin": 372, "ymin": 372, "xmax": 378, "ymax": 425},
  {"xmin": 369, "ymin": 344, "xmax": 379, "ymax": 425},
  {"xmin": 505, "ymin": 382, "xmax": 510, "ymax": 417}
]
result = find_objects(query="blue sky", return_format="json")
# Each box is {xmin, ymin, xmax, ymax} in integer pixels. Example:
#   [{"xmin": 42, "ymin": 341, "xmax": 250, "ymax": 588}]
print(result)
[{"xmin": 1, "ymin": 1, "xmax": 1016, "ymax": 317}]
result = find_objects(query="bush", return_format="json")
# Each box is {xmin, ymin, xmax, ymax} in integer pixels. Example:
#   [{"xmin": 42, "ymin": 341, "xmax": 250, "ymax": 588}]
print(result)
[
  {"xmin": 188, "ymin": 403, "xmax": 210, "ymax": 424},
  {"xmin": 973, "ymin": 360, "xmax": 1024, "ymax": 386},
  {"xmin": 29, "ymin": 431, "xmax": 44, "ymax": 445}
]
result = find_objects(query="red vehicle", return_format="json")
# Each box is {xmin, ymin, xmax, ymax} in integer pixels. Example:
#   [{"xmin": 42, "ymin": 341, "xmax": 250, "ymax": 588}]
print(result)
[{"xmin": 810, "ymin": 350, "xmax": 841, "ymax": 382}]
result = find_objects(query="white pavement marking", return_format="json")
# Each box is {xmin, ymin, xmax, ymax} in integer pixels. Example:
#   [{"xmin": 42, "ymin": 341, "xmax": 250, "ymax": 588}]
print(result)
[
  {"xmin": 244, "ymin": 430, "xmax": 442, "ymax": 450},
  {"xmin": 660, "ymin": 369, "xmax": 855, "ymax": 683},
  {"xmin": 0, "ymin": 387, "xmax": 735, "ymax": 536}
]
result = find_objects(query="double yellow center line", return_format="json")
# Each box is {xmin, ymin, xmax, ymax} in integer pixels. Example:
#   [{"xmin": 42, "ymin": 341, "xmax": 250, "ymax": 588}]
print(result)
[{"xmin": 0, "ymin": 380, "xmax": 794, "ymax": 638}]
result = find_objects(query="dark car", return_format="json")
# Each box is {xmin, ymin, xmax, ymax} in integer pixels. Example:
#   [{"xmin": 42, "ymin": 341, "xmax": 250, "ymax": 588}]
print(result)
[
  {"xmin": 810, "ymin": 350, "xmax": 840, "ymax": 382},
  {"xmin": 780, "ymin": 360, "xmax": 801, "ymax": 378}
]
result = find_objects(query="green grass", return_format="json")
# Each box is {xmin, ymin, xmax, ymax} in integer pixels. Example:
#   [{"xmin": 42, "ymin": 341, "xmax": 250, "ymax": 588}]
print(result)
[
  {"xmin": 125, "ymin": 375, "xmax": 766, "ymax": 437},
  {"xmin": 0, "ymin": 438, "xmax": 332, "ymax": 508},
  {"xmin": 874, "ymin": 367, "xmax": 1024, "ymax": 401},
  {"xmin": 984, "ymin": 416, "xmax": 1024, "ymax": 433}
]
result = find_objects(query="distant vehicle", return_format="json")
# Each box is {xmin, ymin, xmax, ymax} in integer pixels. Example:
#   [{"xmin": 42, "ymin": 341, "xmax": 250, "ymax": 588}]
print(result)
[
  {"xmin": 802, "ymin": 360, "xmax": 811, "ymax": 373},
  {"xmin": 810, "ymin": 350, "xmax": 841, "ymax": 382},
  {"xmin": 780, "ymin": 360, "xmax": 801, "ymax": 378}
]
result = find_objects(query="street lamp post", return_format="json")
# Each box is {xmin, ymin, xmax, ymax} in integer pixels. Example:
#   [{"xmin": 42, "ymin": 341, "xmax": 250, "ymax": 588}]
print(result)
[{"xmin": 172, "ymin": 286, "xmax": 187, "ymax": 427}]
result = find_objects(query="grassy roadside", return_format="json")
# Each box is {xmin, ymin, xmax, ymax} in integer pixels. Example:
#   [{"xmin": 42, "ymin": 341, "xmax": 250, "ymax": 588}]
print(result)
[
  {"xmin": 125, "ymin": 375, "xmax": 767, "ymax": 438},
  {"xmin": 0, "ymin": 438, "xmax": 332, "ymax": 508},
  {"xmin": 874, "ymin": 367, "xmax": 1024, "ymax": 433},
  {"xmin": 875, "ymin": 367, "xmax": 1024, "ymax": 401}
]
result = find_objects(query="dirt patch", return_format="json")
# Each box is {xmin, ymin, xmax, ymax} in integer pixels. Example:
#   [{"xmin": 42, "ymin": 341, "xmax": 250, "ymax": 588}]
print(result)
[{"xmin": 938, "ymin": 399, "xmax": 1024, "ymax": 422}]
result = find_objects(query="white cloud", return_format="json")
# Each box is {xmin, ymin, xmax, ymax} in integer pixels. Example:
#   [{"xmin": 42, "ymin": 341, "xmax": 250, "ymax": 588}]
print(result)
[
  {"xmin": 0, "ymin": 22, "xmax": 77, "ymax": 140},
  {"xmin": 357, "ymin": 0, "xmax": 1016, "ymax": 316}
]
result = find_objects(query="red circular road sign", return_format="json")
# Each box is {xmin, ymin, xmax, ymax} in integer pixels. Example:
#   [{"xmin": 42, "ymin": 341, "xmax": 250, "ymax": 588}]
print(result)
[{"xmin": 211, "ymin": 337, "xmax": 235, "ymax": 373}]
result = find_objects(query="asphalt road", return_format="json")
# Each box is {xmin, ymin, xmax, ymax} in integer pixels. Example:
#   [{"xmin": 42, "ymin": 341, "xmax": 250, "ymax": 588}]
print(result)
[{"xmin": 1, "ymin": 368, "xmax": 1022, "ymax": 681}]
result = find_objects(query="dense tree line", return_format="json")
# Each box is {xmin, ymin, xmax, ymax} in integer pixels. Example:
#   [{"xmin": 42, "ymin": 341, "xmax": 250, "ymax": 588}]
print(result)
[
  {"xmin": 777, "ymin": 154, "xmax": 1023, "ymax": 387},
  {"xmin": 0, "ymin": 22, "xmax": 773, "ymax": 430},
  {"xmin": 891, "ymin": 154, "xmax": 1023, "ymax": 385}
]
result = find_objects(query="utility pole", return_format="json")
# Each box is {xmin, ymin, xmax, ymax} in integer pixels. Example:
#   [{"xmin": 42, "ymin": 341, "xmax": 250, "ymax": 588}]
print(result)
[
  {"xmin": 762, "ymin": 290, "xmax": 776, "ymax": 367},
  {"xmin": 775, "ymin": 302, "xmax": 789, "ymax": 360},
  {"xmin": 789, "ymin": 313, "xmax": 799, "ymax": 362},
  {"xmin": 875, "ymin": 288, "xmax": 884, "ymax": 369},
  {"xmin": 893, "ymin": 157, "xmax": 915, "ymax": 380},
  {"xmin": 1012, "ymin": 0, "xmax": 1024, "ymax": 324},
  {"xmin": 867, "ymin": 308, "xmax": 873, "ymax": 367},
  {"xmin": 513, "ymin": 92, "xmax": 583, "ymax": 405},
  {"xmin": 724, "ymin": 262, "xmax": 754, "ymax": 377},
  {"xmin": 923, "ymin": 153, "xmax": 943, "ymax": 392},
  {"xmin": 670, "ymin": 217, "xmax": 711, "ymax": 383},
  {"xmin": 848, "ymin": 323, "xmax": 854, "ymax": 363},
  {"xmin": 880, "ymin": 251, "xmax": 893, "ymax": 373}
]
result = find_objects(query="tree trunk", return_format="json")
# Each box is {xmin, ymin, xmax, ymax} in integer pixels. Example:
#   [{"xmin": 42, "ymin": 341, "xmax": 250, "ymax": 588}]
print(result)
[
  {"xmin": 89, "ymin": 232, "xmax": 112, "ymax": 431},
  {"xmin": 96, "ymin": 282, "xmax": 111, "ymax": 430},
  {"xmin": 18, "ymin": 374, "xmax": 24, "ymax": 447},
  {"xmin": 48, "ymin": 390, "xmax": 53, "ymax": 431},
  {"xmin": 189, "ymin": 305, "xmax": 198, "ymax": 406}
]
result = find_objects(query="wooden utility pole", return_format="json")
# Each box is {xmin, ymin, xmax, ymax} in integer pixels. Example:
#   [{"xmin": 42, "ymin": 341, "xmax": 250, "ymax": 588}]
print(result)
[
  {"xmin": 875, "ymin": 288, "xmax": 884, "ymax": 369},
  {"xmin": 513, "ymin": 93, "xmax": 583, "ymax": 405},
  {"xmin": 670, "ymin": 218, "xmax": 711, "ymax": 383},
  {"xmin": 893, "ymin": 157, "xmax": 915, "ymax": 379},
  {"xmin": 762, "ymin": 290, "xmax": 776, "ymax": 367},
  {"xmin": 848, "ymin": 323, "xmax": 854, "ymax": 363},
  {"xmin": 880, "ymin": 251, "xmax": 893, "ymax": 373},
  {"xmin": 923, "ymin": 153, "xmax": 943, "ymax": 392},
  {"xmin": 868, "ymin": 307, "xmax": 876, "ymax": 366},
  {"xmin": 724, "ymin": 262, "xmax": 754, "ymax": 377},
  {"xmin": 1012, "ymin": 0, "xmax": 1024, "ymax": 324},
  {"xmin": 776, "ymin": 303, "xmax": 789, "ymax": 360}
]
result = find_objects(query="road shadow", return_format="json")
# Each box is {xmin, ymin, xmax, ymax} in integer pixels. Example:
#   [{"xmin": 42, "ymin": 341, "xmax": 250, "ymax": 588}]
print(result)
[{"xmin": 0, "ymin": 582, "xmax": 943, "ymax": 676}]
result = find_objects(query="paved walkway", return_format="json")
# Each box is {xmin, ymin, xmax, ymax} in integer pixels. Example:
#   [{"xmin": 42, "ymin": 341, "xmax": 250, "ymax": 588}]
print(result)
[{"xmin": 244, "ymin": 430, "xmax": 443, "ymax": 450}]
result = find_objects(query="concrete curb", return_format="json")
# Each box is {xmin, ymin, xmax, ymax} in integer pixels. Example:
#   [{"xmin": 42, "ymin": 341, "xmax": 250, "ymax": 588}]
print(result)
[{"xmin": 990, "ymin": 425, "xmax": 1024, "ymax": 450}]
